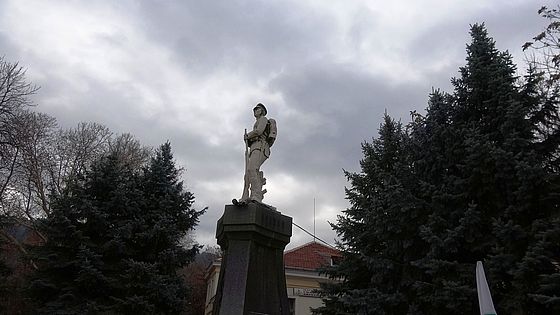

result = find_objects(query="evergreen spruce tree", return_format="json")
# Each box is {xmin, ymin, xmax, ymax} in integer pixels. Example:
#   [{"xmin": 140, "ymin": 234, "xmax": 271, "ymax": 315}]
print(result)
[
  {"xmin": 318, "ymin": 24, "xmax": 560, "ymax": 314},
  {"xmin": 131, "ymin": 141, "xmax": 205, "ymax": 313},
  {"xmin": 28, "ymin": 153, "xmax": 143, "ymax": 314},
  {"xmin": 413, "ymin": 24, "xmax": 560, "ymax": 314},
  {"xmin": 522, "ymin": 66, "xmax": 560, "ymax": 172},
  {"xmin": 28, "ymin": 143, "xmax": 204, "ymax": 314},
  {"xmin": 315, "ymin": 115, "xmax": 426, "ymax": 314},
  {"xmin": 408, "ymin": 24, "xmax": 526, "ymax": 313}
]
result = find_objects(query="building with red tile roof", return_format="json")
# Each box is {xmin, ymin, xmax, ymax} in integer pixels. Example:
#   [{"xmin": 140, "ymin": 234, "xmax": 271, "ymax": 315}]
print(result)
[{"xmin": 284, "ymin": 241, "xmax": 341, "ymax": 271}]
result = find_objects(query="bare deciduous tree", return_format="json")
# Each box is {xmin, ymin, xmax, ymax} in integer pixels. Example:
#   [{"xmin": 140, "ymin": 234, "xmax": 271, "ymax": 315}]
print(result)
[
  {"xmin": 109, "ymin": 132, "xmax": 152, "ymax": 169},
  {"xmin": 0, "ymin": 57, "xmax": 45, "ymax": 267},
  {"xmin": 0, "ymin": 56, "xmax": 38, "ymax": 118},
  {"xmin": 0, "ymin": 56, "xmax": 39, "ymax": 206},
  {"xmin": 523, "ymin": 6, "xmax": 560, "ymax": 85},
  {"xmin": 3, "ymin": 111, "xmax": 56, "ymax": 220},
  {"xmin": 49, "ymin": 122, "xmax": 112, "ymax": 195}
]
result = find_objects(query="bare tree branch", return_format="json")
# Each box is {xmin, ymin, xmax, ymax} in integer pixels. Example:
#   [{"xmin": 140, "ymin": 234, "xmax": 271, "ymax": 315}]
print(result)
[{"xmin": 524, "ymin": 6, "xmax": 560, "ymax": 86}]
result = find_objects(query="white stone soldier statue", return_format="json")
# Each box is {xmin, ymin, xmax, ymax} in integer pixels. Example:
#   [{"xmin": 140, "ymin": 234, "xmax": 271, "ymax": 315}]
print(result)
[{"xmin": 237, "ymin": 103, "xmax": 276, "ymax": 204}]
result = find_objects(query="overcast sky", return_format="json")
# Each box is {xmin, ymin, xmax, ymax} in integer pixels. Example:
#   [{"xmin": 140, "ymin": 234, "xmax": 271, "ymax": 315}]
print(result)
[{"xmin": 0, "ymin": 0, "xmax": 555, "ymax": 249}]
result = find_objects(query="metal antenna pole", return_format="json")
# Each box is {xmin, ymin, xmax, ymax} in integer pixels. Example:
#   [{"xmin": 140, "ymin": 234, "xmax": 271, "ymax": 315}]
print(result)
[{"xmin": 313, "ymin": 198, "xmax": 316, "ymax": 243}]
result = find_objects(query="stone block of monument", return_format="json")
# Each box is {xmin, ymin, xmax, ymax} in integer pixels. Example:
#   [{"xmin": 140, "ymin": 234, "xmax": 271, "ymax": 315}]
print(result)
[{"xmin": 213, "ymin": 202, "xmax": 292, "ymax": 315}]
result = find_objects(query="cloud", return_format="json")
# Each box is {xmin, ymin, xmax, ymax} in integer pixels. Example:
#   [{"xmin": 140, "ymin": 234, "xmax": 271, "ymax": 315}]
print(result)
[{"xmin": 0, "ymin": 0, "xmax": 554, "ymax": 249}]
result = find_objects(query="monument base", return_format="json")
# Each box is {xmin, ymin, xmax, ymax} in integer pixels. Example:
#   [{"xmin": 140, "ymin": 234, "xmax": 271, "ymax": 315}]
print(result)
[{"xmin": 213, "ymin": 202, "xmax": 292, "ymax": 315}]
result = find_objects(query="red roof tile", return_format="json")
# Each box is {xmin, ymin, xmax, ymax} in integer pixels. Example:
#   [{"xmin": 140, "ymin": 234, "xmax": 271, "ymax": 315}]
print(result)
[{"xmin": 284, "ymin": 241, "xmax": 341, "ymax": 271}]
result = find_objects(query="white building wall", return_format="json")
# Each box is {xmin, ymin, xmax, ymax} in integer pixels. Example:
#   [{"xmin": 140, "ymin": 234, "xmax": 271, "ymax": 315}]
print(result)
[{"xmin": 287, "ymin": 288, "xmax": 324, "ymax": 315}]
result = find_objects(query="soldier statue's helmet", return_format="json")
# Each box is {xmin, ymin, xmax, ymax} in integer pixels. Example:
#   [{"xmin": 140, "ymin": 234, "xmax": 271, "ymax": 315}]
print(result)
[{"xmin": 253, "ymin": 103, "xmax": 267, "ymax": 115}]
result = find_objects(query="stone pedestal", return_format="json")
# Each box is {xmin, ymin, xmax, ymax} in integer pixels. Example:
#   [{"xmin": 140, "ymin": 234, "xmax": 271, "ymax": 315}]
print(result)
[{"xmin": 213, "ymin": 203, "xmax": 292, "ymax": 315}]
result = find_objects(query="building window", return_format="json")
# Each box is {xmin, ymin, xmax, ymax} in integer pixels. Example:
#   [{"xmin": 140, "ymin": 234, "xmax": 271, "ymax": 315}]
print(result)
[{"xmin": 330, "ymin": 255, "xmax": 341, "ymax": 266}]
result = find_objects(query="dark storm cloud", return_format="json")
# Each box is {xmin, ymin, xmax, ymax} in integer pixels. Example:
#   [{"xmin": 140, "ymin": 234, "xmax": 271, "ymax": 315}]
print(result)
[
  {"xmin": 477, "ymin": 1, "xmax": 550, "ymax": 56},
  {"xmin": 269, "ymin": 60, "xmax": 426, "ymax": 175},
  {"xmin": 134, "ymin": 1, "xmax": 335, "ymax": 79},
  {"xmin": 408, "ymin": 0, "xmax": 554, "ymax": 93},
  {"xmin": 0, "ymin": 33, "xmax": 24, "ymax": 66}
]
